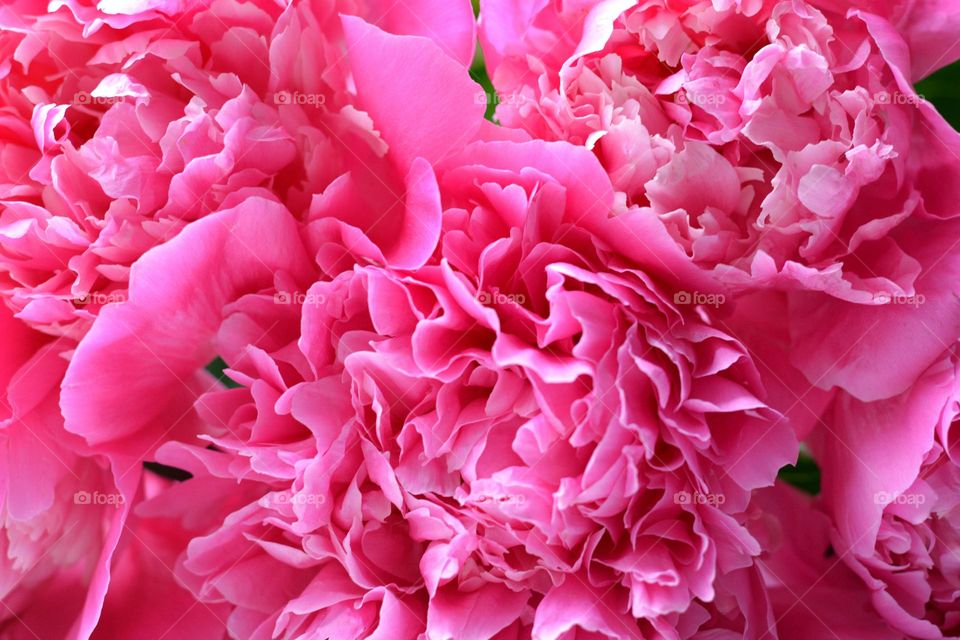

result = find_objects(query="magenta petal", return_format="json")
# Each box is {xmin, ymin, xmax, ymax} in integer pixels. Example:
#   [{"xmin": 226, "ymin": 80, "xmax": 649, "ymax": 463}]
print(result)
[
  {"xmin": 426, "ymin": 583, "xmax": 528, "ymax": 640},
  {"xmin": 61, "ymin": 197, "xmax": 312, "ymax": 447},
  {"xmin": 343, "ymin": 15, "xmax": 485, "ymax": 172},
  {"xmin": 816, "ymin": 359, "xmax": 955, "ymax": 555},
  {"xmin": 383, "ymin": 157, "xmax": 443, "ymax": 270},
  {"xmin": 363, "ymin": 0, "xmax": 476, "ymax": 67},
  {"xmin": 533, "ymin": 576, "xmax": 639, "ymax": 639}
]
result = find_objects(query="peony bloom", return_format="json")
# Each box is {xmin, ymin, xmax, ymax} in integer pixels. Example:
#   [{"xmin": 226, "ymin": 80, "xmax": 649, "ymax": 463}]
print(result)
[
  {"xmin": 0, "ymin": 0, "xmax": 474, "ymax": 337},
  {"xmin": 57, "ymin": 19, "xmax": 804, "ymax": 639},
  {"xmin": 479, "ymin": 0, "xmax": 960, "ymax": 305},
  {"xmin": 857, "ymin": 454, "xmax": 960, "ymax": 638},
  {"xmin": 810, "ymin": 353, "xmax": 960, "ymax": 639},
  {"xmin": 476, "ymin": 15, "xmax": 960, "ymax": 638},
  {"xmin": 0, "ymin": 292, "xmax": 233, "ymax": 639},
  {"xmin": 481, "ymin": 0, "xmax": 960, "ymax": 416},
  {"xmin": 748, "ymin": 482, "xmax": 905, "ymax": 640},
  {"xmin": 2, "ymin": 0, "xmax": 960, "ymax": 638},
  {"xmin": 0, "ymin": 305, "xmax": 121, "ymax": 638}
]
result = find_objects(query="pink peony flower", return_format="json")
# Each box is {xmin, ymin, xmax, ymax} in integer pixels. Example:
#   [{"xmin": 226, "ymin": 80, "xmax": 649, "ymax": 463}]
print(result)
[
  {"xmin": 0, "ymin": 0, "xmax": 474, "ymax": 336},
  {"xmin": 3, "ymin": 0, "xmax": 960, "ymax": 638},
  {"xmin": 0, "ymin": 305, "xmax": 131, "ymax": 639},
  {"xmin": 2, "ymin": 294, "xmax": 241, "ymax": 640},
  {"xmin": 481, "ymin": 0, "xmax": 960, "ymax": 410},
  {"xmin": 58, "ymin": 20, "xmax": 802, "ymax": 638},
  {"xmin": 479, "ymin": 0, "xmax": 960, "ymax": 304},
  {"xmin": 749, "ymin": 482, "xmax": 905, "ymax": 639},
  {"xmin": 810, "ymin": 353, "xmax": 960, "ymax": 638}
]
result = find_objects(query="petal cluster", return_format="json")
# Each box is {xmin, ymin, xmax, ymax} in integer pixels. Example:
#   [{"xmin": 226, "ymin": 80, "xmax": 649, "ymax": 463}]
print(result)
[{"xmin": 1, "ymin": 0, "xmax": 960, "ymax": 639}]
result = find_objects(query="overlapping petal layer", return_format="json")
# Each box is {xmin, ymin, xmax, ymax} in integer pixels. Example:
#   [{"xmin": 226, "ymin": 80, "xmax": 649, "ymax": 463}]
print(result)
[{"xmin": 1, "ymin": 0, "xmax": 960, "ymax": 638}]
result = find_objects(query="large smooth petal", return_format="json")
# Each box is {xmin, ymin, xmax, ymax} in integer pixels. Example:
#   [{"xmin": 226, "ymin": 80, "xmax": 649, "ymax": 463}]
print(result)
[
  {"xmin": 789, "ymin": 219, "xmax": 960, "ymax": 402},
  {"xmin": 363, "ymin": 0, "xmax": 476, "ymax": 67},
  {"xmin": 343, "ymin": 15, "xmax": 485, "ymax": 173},
  {"xmin": 61, "ymin": 197, "xmax": 312, "ymax": 448},
  {"xmin": 813, "ymin": 359, "xmax": 956, "ymax": 555}
]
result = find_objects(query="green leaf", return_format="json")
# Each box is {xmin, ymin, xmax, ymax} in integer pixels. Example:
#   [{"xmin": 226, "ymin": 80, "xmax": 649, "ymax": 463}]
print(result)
[
  {"xmin": 144, "ymin": 461, "xmax": 193, "ymax": 481},
  {"xmin": 777, "ymin": 451, "xmax": 821, "ymax": 495},
  {"xmin": 205, "ymin": 356, "xmax": 242, "ymax": 389},
  {"xmin": 916, "ymin": 61, "xmax": 960, "ymax": 130},
  {"xmin": 470, "ymin": 48, "xmax": 498, "ymax": 123}
]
